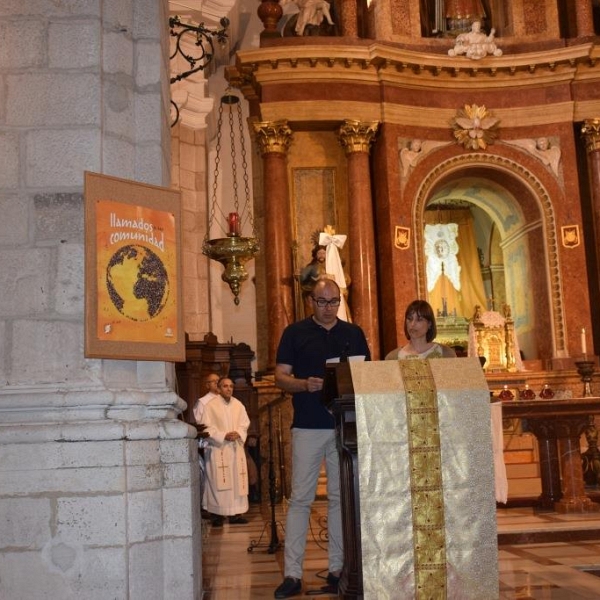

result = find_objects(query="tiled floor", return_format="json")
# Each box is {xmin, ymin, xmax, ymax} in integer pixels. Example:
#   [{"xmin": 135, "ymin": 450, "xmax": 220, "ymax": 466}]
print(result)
[{"xmin": 201, "ymin": 502, "xmax": 600, "ymax": 599}]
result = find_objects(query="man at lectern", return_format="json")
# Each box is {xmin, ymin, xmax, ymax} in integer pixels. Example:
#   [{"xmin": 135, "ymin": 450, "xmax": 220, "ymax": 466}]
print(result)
[{"xmin": 273, "ymin": 278, "xmax": 371, "ymax": 599}]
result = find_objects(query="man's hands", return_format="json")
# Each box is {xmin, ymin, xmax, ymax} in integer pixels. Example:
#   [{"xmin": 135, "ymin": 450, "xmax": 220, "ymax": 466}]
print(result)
[
  {"xmin": 225, "ymin": 431, "xmax": 242, "ymax": 442},
  {"xmin": 275, "ymin": 363, "xmax": 324, "ymax": 394},
  {"xmin": 305, "ymin": 376, "xmax": 324, "ymax": 393}
]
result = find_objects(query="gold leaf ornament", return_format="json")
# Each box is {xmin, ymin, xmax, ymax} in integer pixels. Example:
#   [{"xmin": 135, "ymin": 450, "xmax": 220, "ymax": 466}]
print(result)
[{"xmin": 451, "ymin": 104, "xmax": 499, "ymax": 150}]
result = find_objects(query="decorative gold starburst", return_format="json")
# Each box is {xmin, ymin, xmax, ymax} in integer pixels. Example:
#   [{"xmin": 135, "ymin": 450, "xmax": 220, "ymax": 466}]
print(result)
[{"xmin": 451, "ymin": 104, "xmax": 500, "ymax": 150}]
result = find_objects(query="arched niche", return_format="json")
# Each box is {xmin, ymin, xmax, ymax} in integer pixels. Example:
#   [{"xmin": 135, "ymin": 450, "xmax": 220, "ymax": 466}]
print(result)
[{"xmin": 413, "ymin": 153, "xmax": 565, "ymax": 362}]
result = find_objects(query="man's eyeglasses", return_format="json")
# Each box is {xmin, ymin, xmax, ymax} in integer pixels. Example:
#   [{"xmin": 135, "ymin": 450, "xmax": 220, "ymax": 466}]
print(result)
[{"xmin": 311, "ymin": 296, "xmax": 341, "ymax": 308}]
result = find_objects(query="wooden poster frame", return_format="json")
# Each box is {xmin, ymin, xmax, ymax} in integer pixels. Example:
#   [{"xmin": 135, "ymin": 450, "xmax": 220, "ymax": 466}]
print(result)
[{"xmin": 84, "ymin": 171, "xmax": 185, "ymax": 362}]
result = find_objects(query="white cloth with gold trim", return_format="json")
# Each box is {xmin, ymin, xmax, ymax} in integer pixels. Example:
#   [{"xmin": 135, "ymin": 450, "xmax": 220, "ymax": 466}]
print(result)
[{"xmin": 350, "ymin": 358, "xmax": 499, "ymax": 599}]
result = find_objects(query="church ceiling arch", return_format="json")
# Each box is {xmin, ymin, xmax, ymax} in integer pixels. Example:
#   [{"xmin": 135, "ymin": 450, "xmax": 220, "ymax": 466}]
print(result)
[
  {"xmin": 426, "ymin": 177, "xmax": 526, "ymax": 240},
  {"xmin": 413, "ymin": 153, "xmax": 566, "ymax": 356}
]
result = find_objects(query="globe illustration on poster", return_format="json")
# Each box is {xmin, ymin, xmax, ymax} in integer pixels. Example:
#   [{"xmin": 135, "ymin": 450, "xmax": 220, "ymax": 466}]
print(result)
[{"xmin": 106, "ymin": 245, "xmax": 169, "ymax": 322}]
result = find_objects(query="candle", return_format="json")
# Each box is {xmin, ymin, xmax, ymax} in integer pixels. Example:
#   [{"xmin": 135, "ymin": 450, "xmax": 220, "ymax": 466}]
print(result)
[
  {"xmin": 581, "ymin": 327, "xmax": 587, "ymax": 356},
  {"xmin": 228, "ymin": 212, "xmax": 239, "ymax": 236}
]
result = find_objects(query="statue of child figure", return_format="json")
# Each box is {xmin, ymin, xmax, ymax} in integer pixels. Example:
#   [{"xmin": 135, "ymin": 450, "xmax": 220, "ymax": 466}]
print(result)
[{"xmin": 448, "ymin": 20, "xmax": 502, "ymax": 60}]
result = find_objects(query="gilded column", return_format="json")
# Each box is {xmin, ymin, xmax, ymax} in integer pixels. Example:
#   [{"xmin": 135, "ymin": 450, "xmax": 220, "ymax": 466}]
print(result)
[
  {"xmin": 253, "ymin": 120, "xmax": 294, "ymax": 369},
  {"xmin": 338, "ymin": 119, "xmax": 380, "ymax": 358},
  {"xmin": 575, "ymin": 0, "xmax": 594, "ymax": 38},
  {"xmin": 581, "ymin": 118, "xmax": 600, "ymax": 286}
]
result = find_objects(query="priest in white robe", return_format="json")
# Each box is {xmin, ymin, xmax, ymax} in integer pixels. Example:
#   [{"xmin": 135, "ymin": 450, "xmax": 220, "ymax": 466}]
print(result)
[{"xmin": 203, "ymin": 377, "xmax": 251, "ymax": 526}]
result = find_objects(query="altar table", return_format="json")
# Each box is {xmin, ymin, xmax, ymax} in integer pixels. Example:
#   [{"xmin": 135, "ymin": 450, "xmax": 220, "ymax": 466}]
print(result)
[{"xmin": 500, "ymin": 397, "xmax": 600, "ymax": 513}]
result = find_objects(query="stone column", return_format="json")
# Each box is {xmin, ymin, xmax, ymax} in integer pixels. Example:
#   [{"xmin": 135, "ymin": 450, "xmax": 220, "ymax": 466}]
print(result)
[
  {"xmin": 581, "ymin": 118, "xmax": 600, "ymax": 288},
  {"xmin": 575, "ymin": 0, "xmax": 594, "ymax": 38},
  {"xmin": 338, "ymin": 0, "xmax": 359, "ymax": 36},
  {"xmin": 252, "ymin": 120, "xmax": 294, "ymax": 369},
  {"xmin": 338, "ymin": 120, "xmax": 380, "ymax": 359},
  {"xmin": 0, "ymin": 3, "xmax": 202, "ymax": 598}
]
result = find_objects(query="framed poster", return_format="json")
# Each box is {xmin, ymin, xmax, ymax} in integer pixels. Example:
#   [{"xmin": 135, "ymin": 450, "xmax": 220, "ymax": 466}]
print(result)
[{"xmin": 84, "ymin": 171, "xmax": 185, "ymax": 361}]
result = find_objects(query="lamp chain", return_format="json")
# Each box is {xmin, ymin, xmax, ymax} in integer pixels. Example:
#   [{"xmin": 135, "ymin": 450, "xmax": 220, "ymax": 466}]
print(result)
[
  {"xmin": 229, "ymin": 103, "xmax": 240, "ymax": 218},
  {"xmin": 207, "ymin": 99, "xmax": 227, "ymax": 240},
  {"xmin": 206, "ymin": 91, "xmax": 255, "ymax": 240},
  {"xmin": 236, "ymin": 99, "xmax": 256, "ymax": 237}
]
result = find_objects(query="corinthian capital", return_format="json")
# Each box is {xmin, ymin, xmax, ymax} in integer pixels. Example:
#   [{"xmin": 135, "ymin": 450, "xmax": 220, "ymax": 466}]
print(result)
[
  {"xmin": 581, "ymin": 119, "xmax": 600, "ymax": 153},
  {"xmin": 252, "ymin": 120, "xmax": 293, "ymax": 155},
  {"xmin": 338, "ymin": 120, "xmax": 380, "ymax": 154}
]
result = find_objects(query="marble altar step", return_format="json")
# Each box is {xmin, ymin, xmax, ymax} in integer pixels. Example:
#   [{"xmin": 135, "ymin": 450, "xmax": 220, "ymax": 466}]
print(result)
[{"xmin": 497, "ymin": 505, "xmax": 600, "ymax": 544}]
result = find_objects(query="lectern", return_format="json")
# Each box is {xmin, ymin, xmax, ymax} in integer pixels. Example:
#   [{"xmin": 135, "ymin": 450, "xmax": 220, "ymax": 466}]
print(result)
[
  {"xmin": 322, "ymin": 358, "xmax": 499, "ymax": 600},
  {"xmin": 322, "ymin": 361, "xmax": 363, "ymax": 599}
]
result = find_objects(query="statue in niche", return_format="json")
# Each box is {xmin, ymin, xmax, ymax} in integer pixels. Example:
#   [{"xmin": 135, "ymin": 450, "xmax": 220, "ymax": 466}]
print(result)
[
  {"xmin": 446, "ymin": 0, "xmax": 486, "ymax": 34},
  {"xmin": 448, "ymin": 20, "xmax": 502, "ymax": 60},
  {"xmin": 280, "ymin": 0, "xmax": 335, "ymax": 37},
  {"xmin": 299, "ymin": 244, "xmax": 327, "ymax": 297},
  {"xmin": 299, "ymin": 227, "xmax": 351, "ymax": 321},
  {"xmin": 421, "ymin": 0, "xmax": 490, "ymax": 38},
  {"xmin": 506, "ymin": 137, "xmax": 562, "ymax": 176}
]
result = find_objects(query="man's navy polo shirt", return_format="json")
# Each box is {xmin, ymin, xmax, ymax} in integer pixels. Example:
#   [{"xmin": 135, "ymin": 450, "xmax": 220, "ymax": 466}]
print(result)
[{"xmin": 276, "ymin": 317, "xmax": 371, "ymax": 429}]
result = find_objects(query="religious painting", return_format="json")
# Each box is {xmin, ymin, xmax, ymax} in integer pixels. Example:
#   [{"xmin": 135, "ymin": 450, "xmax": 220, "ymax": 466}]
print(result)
[
  {"xmin": 561, "ymin": 224, "xmax": 580, "ymax": 248},
  {"xmin": 292, "ymin": 167, "xmax": 337, "ymax": 269},
  {"xmin": 84, "ymin": 171, "xmax": 184, "ymax": 361}
]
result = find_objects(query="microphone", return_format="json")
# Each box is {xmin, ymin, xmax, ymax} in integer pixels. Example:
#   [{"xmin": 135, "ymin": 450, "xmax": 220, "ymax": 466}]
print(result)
[{"xmin": 340, "ymin": 342, "xmax": 350, "ymax": 363}]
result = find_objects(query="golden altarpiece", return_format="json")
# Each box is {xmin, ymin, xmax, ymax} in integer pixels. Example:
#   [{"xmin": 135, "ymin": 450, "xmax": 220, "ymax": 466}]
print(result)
[
  {"xmin": 172, "ymin": 3, "xmax": 600, "ymax": 596},
  {"xmin": 199, "ymin": 0, "xmax": 600, "ymax": 541}
]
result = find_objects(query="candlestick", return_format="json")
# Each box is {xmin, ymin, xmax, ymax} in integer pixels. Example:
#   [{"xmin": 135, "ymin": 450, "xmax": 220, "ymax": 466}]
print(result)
[
  {"xmin": 228, "ymin": 212, "xmax": 240, "ymax": 236},
  {"xmin": 574, "ymin": 360, "xmax": 595, "ymax": 398},
  {"xmin": 581, "ymin": 327, "xmax": 587, "ymax": 356}
]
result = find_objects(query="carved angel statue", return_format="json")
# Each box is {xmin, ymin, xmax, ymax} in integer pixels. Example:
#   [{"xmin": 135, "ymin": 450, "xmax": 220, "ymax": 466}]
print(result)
[
  {"xmin": 448, "ymin": 20, "xmax": 502, "ymax": 60},
  {"xmin": 506, "ymin": 137, "xmax": 561, "ymax": 176},
  {"xmin": 400, "ymin": 139, "xmax": 423, "ymax": 177},
  {"xmin": 452, "ymin": 104, "xmax": 500, "ymax": 150},
  {"xmin": 280, "ymin": 0, "xmax": 334, "ymax": 36},
  {"xmin": 400, "ymin": 138, "xmax": 449, "ymax": 177}
]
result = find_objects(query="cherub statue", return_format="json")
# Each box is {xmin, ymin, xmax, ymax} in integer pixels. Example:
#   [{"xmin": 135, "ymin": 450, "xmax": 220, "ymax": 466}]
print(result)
[
  {"xmin": 448, "ymin": 20, "xmax": 502, "ymax": 60},
  {"xmin": 506, "ymin": 137, "xmax": 562, "ymax": 176},
  {"xmin": 399, "ymin": 139, "xmax": 448, "ymax": 178},
  {"xmin": 400, "ymin": 139, "xmax": 423, "ymax": 177}
]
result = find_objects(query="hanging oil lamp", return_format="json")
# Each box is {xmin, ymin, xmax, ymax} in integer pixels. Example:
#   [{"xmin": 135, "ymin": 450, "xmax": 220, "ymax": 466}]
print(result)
[{"xmin": 202, "ymin": 91, "xmax": 260, "ymax": 305}]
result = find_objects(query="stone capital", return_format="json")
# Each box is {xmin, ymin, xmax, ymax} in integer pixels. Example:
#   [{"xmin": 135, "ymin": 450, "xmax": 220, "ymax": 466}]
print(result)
[
  {"xmin": 338, "ymin": 120, "xmax": 379, "ymax": 154},
  {"xmin": 252, "ymin": 119, "xmax": 293, "ymax": 155},
  {"xmin": 581, "ymin": 118, "xmax": 600, "ymax": 153}
]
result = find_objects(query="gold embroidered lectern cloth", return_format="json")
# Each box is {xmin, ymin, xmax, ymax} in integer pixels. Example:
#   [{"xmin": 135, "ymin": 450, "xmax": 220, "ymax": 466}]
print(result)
[{"xmin": 350, "ymin": 358, "xmax": 498, "ymax": 599}]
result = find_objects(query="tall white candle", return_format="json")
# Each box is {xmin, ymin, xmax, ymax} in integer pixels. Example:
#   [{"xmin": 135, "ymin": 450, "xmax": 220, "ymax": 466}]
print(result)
[{"xmin": 581, "ymin": 327, "xmax": 587, "ymax": 356}]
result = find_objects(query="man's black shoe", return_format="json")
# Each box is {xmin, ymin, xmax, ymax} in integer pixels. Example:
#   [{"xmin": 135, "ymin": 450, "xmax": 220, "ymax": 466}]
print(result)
[
  {"xmin": 274, "ymin": 576, "xmax": 301, "ymax": 598},
  {"xmin": 229, "ymin": 515, "xmax": 249, "ymax": 524},
  {"xmin": 211, "ymin": 516, "xmax": 224, "ymax": 527},
  {"xmin": 324, "ymin": 572, "xmax": 340, "ymax": 593}
]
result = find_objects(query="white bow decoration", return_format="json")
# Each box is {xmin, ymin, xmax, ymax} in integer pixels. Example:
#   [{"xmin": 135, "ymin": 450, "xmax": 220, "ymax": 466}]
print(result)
[{"xmin": 319, "ymin": 232, "xmax": 350, "ymax": 322}]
